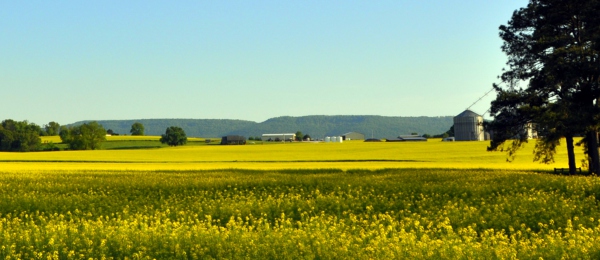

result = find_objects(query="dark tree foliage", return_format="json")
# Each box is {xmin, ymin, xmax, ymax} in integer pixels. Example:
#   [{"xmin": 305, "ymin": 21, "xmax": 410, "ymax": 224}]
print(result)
[
  {"xmin": 487, "ymin": 0, "xmax": 600, "ymax": 174},
  {"xmin": 446, "ymin": 126, "xmax": 454, "ymax": 137},
  {"xmin": 303, "ymin": 134, "xmax": 311, "ymax": 141},
  {"xmin": 160, "ymin": 126, "xmax": 187, "ymax": 146},
  {"xmin": 295, "ymin": 131, "xmax": 303, "ymax": 141},
  {"xmin": 60, "ymin": 121, "xmax": 107, "ymax": 150},
  {"xmin": 43, "ymin": 121, "xmax": 61, "ymax": 136},
  {"xmin": 0, "ymin": 119, "xmax": 41, "ymax": 152},
  {"xmin": 433, "ymin": 126, "xmax": 454, "ymax": 138},
  {"xmin": 59, "ymin": 126, "xmax": 69, "ymax": 141},
  {"xmin": 130, "ymin": 122, "xmax": 145, "ymax": 136}
]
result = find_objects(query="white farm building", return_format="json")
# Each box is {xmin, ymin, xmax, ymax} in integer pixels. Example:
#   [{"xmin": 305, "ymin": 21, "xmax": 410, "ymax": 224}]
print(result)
[
  {"xmin": 342, "ymin": 132, "xmax": 365, "ymax": 140},
  {"xmin": 261, "ymin": 133, "xmax": 296, "ymax": 142}
]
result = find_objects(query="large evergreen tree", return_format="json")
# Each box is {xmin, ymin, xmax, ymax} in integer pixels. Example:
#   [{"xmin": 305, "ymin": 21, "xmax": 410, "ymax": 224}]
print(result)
[{"xmin": 487, "ymin": 0, "xmax": 600, "ymax": 174}]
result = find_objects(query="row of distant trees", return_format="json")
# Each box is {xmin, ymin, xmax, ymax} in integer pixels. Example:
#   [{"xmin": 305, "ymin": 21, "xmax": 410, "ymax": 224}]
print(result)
[
  {"xmin": 0, "ymin": 119, "xmax": 187, "ymax": 151},
  {"xmin": 0, "ymin": 120, "xmax": 43, "ymax": 152},
  {"xmin": 106, "ymin": 122, "xmax": 146, "ymax": 136},
  {"xmin": 425, "ymin": 126, "xmax": 454, "ymax": 139},
  {"xmin": 1, "ymin": 118, "xmax": 454, "ymax": 151},
  {"xmin": 294, "ymin": 131, "xmax": 311, "ymax": 141}
]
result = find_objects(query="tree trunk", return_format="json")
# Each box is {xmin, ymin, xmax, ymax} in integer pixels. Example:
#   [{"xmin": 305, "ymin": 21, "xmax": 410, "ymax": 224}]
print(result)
[
  {"xmin": 592, "ymin": 98, "xmax": 600, "ymax": 175},
  {"xmin": 587, "ymin": 131, "xmax": 600, "ymax": 175},
  {"xmin": 566, "ymin": 135, "xmax": 577, "ymax": 175}
]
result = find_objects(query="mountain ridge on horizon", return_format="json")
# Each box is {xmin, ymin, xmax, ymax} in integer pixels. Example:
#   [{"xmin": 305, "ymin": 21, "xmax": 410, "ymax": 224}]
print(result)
[{"xmin": 68, "ymin": 115, "xmax": 454, "ymax": 139}]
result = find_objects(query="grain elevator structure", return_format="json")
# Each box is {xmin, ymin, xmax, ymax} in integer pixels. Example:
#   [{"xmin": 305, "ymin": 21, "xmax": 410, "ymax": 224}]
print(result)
[{"xmin": 454, "ymin": 110, "xmax": 484, "ymax": 141}]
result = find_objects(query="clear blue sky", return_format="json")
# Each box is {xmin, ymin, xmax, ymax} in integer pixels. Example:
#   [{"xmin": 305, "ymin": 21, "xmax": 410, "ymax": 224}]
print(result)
[{"xmin": 1, "ymin": 1, "xmax": 527, "ymax": 125}]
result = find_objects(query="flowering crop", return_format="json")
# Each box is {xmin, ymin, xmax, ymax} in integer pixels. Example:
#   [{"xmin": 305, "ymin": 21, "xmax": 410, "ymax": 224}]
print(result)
[
  {"xmin": 0, "ymin": 139, "xmax": 586, "ymax": 171},
  {"xmin": 0, "ymin": 169, "xmax": 599, "ymax": 259}
]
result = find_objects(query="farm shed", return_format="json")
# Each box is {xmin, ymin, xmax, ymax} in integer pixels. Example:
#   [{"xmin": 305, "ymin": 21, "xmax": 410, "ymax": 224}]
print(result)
[
  {"xmin": 386, "ymin": 137, "xmax": 403, "ymax": 142},
  {"xmin": 342, "ymin": 132, "xmax": 365, "ymax": 140},
  {"xmin": 386, "ymin": 135, "xmax": 427, "ymax": 142},
  {"xmin": 453, "ymin": 110, "xmax": 484, "ymax": 141},
  {"xmin": 220, "ymin": 135, "xmax": 246, "ymax": 145},
  {"xmin": 399, "ymin": 135, "xmax": 427, "ymax": 141},
  {"xmin": 261, "ymin": 133, "xmax": 296, "ymax": 142}
]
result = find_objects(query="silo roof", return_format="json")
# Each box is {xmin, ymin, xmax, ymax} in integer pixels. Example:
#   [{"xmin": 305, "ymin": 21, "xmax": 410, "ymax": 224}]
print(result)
[{"xmin": 455, "ymin": 109, "xmax": 481, "ymax": 118}]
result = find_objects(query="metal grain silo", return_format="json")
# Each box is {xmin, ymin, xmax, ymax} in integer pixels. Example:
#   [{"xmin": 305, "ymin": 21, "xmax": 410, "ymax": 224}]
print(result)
[
  {"xmin": 453, "ymin": 110, "xmax": 484, "ymax": 141},
  {"xmin": 325, "ymin": 136, "xmax": 331, "ymax": 143}
]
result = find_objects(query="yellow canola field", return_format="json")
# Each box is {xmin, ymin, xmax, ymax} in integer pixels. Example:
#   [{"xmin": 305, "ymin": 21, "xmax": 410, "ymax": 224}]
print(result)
[
  {"xmin": 0, "ymin": 139, "xmax": 585, "ymax": 171},
  {"xmin": 41, "ymin": 135, "xmax": 206, "ymax": 143}
]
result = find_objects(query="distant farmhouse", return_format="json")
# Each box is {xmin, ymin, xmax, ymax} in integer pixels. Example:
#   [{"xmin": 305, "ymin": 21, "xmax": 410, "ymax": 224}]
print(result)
[
  {"xmin": 262, "ymin": 133, "xmax": 296, "ymax": 142},
  {"xmin": 342, "ymin": 132, "xmax": 365, "ymax": 140},
  {"xmin": 220, "ymin": 135, "xmax": 246, "ymax": 145},
  {"xmin": 386, "ymin": 135, "xmax": 427, "ymax": 142}
]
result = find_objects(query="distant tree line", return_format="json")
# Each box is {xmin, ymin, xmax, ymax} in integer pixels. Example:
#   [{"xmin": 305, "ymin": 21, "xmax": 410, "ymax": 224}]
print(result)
[
  {"xmin": 414, "ymin": 126, "xmax": 455, "ymax": 139},
  {"xmin": 0, "ymin": 120, "xmax": 157, "ymax": 152},
  {"xmin": 292, "ymin": 131, "xmax": 312, "ymax": 141},
  {"xmin": 42, "ymin": 121, "xmax": 61, "ymax": 136},
  {"xmin": 0, "ymin": 119, "xmax": 43, "ymax": 152},
  {"xmin": 105, "ymin": 122, "xmax": 145, "ymax": 136},
  {"xmin": 428, "ymin": 126, "xmax": 454, "ymax": 139},
  {"xmin": 59, "ymin": 122, "xmax": 107, "ymax": 150}
]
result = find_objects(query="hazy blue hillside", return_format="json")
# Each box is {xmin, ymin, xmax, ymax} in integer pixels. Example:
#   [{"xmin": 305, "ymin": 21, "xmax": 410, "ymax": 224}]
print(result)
[
  {"xmin": 231, "ymin": 116, "xmax": 453, "ymax": 139},
  {"xmin": 70, "ymin": 115, "xmax": 453, "ymax": 139},
  {"xmin": 69, "ymin": 119, "xmax": 258, "ymax": 137}
]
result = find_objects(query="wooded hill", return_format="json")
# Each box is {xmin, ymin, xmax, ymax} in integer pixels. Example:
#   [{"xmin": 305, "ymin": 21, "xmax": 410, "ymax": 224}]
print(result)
[{"xmin": 69, "ymin": 115, "xmax": 453, "ymax": 139}]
